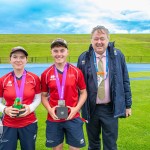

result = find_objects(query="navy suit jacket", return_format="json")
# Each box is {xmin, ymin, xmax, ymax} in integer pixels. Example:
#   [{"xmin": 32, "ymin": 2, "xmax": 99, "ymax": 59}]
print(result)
[{"xmin": 77, "ymin": 42, "xmax": 132, "ymax": 121}]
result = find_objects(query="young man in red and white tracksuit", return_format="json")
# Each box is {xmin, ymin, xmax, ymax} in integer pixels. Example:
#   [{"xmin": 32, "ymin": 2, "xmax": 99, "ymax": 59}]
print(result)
[{"xmin": 41, "ymin": 38, "xmax": 87, "ymax": 150}]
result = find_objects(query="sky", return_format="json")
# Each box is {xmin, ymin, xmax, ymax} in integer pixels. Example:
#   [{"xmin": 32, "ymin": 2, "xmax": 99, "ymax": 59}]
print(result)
[{"xmin": 0, "ymin": 0, "xmax": 150, "ymax": 34}]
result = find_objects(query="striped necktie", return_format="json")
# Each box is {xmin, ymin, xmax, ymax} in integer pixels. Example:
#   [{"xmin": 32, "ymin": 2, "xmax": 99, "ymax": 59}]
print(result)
[{"xmin": 97, "ymin": 58, "xmax": 105, "ymax": 99}]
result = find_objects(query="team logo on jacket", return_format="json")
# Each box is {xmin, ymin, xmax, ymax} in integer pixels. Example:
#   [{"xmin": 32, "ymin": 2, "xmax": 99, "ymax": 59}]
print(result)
[
  {"xmin": 50, "ymin": 75, "xmax": 56, "ymax": 80},
  {"xmin": 82, "ymin": 60, "xmax": 85, "ymax": 64},
  {"xmin": 6, "ymin": 81, "xmax": 12, "ymax": 86}
]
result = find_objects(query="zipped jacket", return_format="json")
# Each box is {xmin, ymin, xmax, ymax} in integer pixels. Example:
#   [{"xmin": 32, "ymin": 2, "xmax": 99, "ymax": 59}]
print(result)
[{"xmin": 77, "ymin": 42, "xmax": 132, "ymax": 121}]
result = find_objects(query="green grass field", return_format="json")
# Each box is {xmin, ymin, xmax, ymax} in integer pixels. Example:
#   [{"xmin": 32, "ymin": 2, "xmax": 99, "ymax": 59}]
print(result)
[
  {"xmin": 0, "ymin": 34, "xmax": 150, "ymax": 149},
  {"xmin": 0, "ymin": 34, "xmax": 150, "ymax": 63}
]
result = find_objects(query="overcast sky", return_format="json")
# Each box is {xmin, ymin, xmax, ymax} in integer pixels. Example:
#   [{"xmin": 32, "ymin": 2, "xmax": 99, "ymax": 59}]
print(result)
[{"xmin": 0, "ymin": 0, "xmax": 150, "ymax": 34}]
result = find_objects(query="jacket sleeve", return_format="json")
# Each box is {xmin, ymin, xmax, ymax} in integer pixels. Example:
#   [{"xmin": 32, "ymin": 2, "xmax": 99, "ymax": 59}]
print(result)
[
  {"xmin": 77, "ymin": 52, "xmax": 90, "ymax": 121},
  {"xmin": 120, "ymin": 52, "xmax": 132, "ymax": 108}
]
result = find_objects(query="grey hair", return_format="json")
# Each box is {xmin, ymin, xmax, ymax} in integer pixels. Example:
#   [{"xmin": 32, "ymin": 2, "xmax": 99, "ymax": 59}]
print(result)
[{"xmin": 91, "ymin": 25, "xmax": 110, "ymax": 39}]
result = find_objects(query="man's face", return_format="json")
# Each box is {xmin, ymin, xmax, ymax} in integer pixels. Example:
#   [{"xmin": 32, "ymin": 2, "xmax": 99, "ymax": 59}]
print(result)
[
  {"xmin": 91, "ymin": 30, "xmax": 109, "ymax": 55},
  {"xmin": 51, "ymin": 46, "xmax": 68, "ymax": 65}
]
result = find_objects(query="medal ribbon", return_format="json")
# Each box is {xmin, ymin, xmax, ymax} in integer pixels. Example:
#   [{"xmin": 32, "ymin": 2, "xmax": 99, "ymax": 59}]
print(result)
[
  {"xmin": 14, "ymin": 70, "xmax": 26, "ymax": 102},
  {"xmin": 54, "ymin": 63, "xmax": 68, "ymax": 100}
]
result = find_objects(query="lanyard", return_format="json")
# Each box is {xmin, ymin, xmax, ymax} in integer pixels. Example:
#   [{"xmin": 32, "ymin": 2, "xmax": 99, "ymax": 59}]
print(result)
[
  {"xmin": 54, "ymin": 63, "xmax": 68, "ymax": 100},
  {"xmin": 14, "ymin": 70, "xmax": 26, "ymax": 102},
  {"xmin": 93, "ymin": 50, "xmax": 109, "ymax": 79}
]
